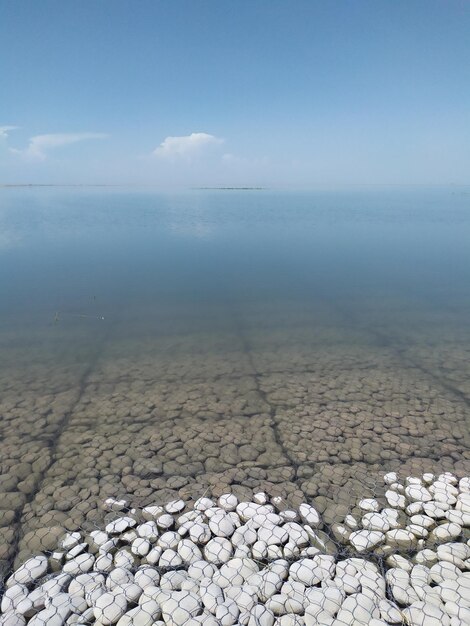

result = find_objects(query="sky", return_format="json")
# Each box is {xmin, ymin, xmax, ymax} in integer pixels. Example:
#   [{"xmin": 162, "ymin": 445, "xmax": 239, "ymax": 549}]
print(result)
[{"xmin": 1, "ymin": 0, "xmax": 469, "ymax": 187}]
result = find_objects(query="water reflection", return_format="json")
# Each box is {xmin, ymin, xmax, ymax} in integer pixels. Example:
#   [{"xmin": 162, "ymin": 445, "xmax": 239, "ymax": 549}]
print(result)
[{"xmin": 0, "ymin": 187, "xmax": 469, "ymax": 569}]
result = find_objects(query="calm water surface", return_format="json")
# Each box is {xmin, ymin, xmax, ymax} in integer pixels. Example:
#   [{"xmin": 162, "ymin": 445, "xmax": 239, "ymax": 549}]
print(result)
[{"xmin": 1, "ymin": 188, "xmax": 470, "ymax": 566}]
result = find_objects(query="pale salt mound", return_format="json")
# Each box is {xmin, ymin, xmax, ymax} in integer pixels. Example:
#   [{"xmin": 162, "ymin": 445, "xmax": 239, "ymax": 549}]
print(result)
[{"xmin": 1, "ymin": 472, "xmax": 469, "ymax": 626}]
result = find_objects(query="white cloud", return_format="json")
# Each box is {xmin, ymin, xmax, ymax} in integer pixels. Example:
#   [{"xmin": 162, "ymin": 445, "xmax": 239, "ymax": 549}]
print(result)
[
  {"xmin": 11, "ymin": 132, "xmax": 107, "ymax": 161},
  {"xmin": 0, "ymin": 125, "xmax": 19, "ymax": 139},
  {"xmin": 153, "ymin": 132, "xmax": 223, "ymax": 159}
]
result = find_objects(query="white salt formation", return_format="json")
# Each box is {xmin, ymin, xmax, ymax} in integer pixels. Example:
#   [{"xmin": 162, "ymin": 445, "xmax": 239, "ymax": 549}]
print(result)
[{"xmin": 1, "ymin": 471, "xmax": 470, "ymax": 625}]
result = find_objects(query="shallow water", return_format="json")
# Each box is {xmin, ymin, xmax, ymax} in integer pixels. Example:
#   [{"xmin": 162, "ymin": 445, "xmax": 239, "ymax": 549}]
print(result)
[{"xmin": 1, "ymin": 187, "xmax": 470, "ymax": 568}]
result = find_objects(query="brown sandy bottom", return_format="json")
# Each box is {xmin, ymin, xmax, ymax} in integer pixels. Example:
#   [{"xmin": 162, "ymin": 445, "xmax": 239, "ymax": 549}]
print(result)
[{"xmin": 1, "ymin": 302, "xmax": 469, "ymax": 582}]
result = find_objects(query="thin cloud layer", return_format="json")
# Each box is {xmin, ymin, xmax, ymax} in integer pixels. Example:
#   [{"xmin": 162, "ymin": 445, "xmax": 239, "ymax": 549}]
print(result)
[
  {"xmin": 153, "ymin": 132, "xmax": 223, "ymax": 159},
  {"xmin": 11, "ymin": 132, "xmax": 107, "ymax": 161},
  {"xmin": 0, "ymin": 126, "xmax": 19, "ymax": 139}
]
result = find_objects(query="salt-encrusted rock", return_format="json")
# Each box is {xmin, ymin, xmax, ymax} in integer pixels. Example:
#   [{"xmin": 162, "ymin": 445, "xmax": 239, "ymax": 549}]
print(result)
[
  {"xmin": 252, "ymin": 513, "xmax": 281, "ymax": 530},
  {"xmin": 194, "ymin": 498, "xmax": 214, "ymax": 511},
  {"xmin": 298, "ymin": 503, "xmax": 321, "ymax": 527},
  {"xmin": 117, "ymin": 583, "xmax": 143, "ymax": 603},
  {"xmin": 94, "ymin": 591, "xmax": 128, "ymax": 625},
  {"xmin": 158, "ymin": 531, "xmax": 180, "ymax": 550},
  {"xmin": 422, "ymin": 502, "xmax": 448, "ymax": 519},
  {"xmin": 159, "ymin": 549, "xmax": 183, "ymax": 568},
  {"xmin": 430, "ymin": 561, "xmax": 462, "ymax": 583},
  {"xmin": 304, "ymin": 585, "xmax": 344, "ymax": 616},
  {"xmin": 409, "ymin": 563, "xmax": 431, "ymax": 588},
  {"xmin": 303, "ymin": 527, "xmax": 337, "ymax": 555},
  {"xmin": 160, "ymin": 590, "xmax": 202, "ymax": 625},
  {"xmin": 402, "ymin": 600, "xmax": 450, "ymax": 626},
  {"xmin": 279, "ymin": 510, "xmax": 298, "ymax": 523},
  {"xmin": 282, "ymin": 522, "xmax": 309, "ymax": 548},
  {"xmin": 231, "ymin": 524, "xmax": 257, "ymax": 547},
  {"xmin": 68, "ymin": 571, "xmax": 103, "ymax": 596},
  {"xmin": 247, "ymin": 604, "xmax": 275, "ymax": 626},
  {"xmin": 160, "ymin": 570, "xmax": 188, "ymax": 591},
  {"xmin": 414, "ymin": 548, "xmax": 438, "ymax": 567},
  {"xmin": 385, "ymin": 490, "xmax": 406, "ymax": 509},
  {"xmin": 276, "ymin": 615, "xmax": 304, "ymax": 626},
  {"xmin": 89, "ymin": 529, "xmax": 109, "ymax": 547},
  {"xmin": 455, "ymin": 493, "xmax": 470, "ymax": 513},
  {"xmin": 107, "ymin": 567, "xmax": 134, "ymax": 590},
  {"xmin": 384, "ymin": 472, "xmax": 399, "ymax": 485},
  {"xmin": 131, "ymin": 538, "xmax": 150, "ymax": 557},
  {"xmin": 93, "ymin": 553, "xmax": 113, "ymax": 573},
  {"xmin": 4, "ymin": 475, "xmax": 470, "ymax": 626},
  {"xmin": 409, "ymin": 514, "xmax": 434, "ymax": 529},
  {"xmin": 445, "ymin": 602, "xmax": 470, "ymax": 623},
  {"xmin": 105, "ymin": 517, "xmax": 136, "ymax": 535},
  {"xmin": 429, "ymin": 522, "xmax": 461, "ymax": 543},
  {"xmin": 204, "ymin": 538, "xmax": 233, "ymax": 564},
  {"xmin": 62, "ymin": 553, "xmax": 94, "ymax": 575},
  {"xmin": 344, "ymin": 514, "xmax": 358, "ymax": 530},
  {"xmin": 225, "ymin": 589, "xmax": 257, "ymax": 616},
  {"xmin": 457, "ymin": 476, "xmax": 469, "ymax": 492},
  {"xmin": 104, "ymin": 498, "xmax": 129, "ymax": 512},
  {"xmin": 378, "ymin": 598, "xmax": 403, "ymax": 623},
  {"xmin": 144, "ymin": 546, "xmax": 163, "ymax": 565},
  {"xmin": 226, "ymin": 557, "xmax": 259, "ymax": 581},
  {"xmin": 116, "ymin": 599, "xmax": 161, "ymax": 625},
  {"xmin": 349, "ymin": 530, "xmax": 385, "ymax": 552},
  {"xmin": 178, "ymin": 539, "xmax": 203, "ymax": 564},
  {"xmin": 252, "ymin": 492, "xmax": 267, "ymax": 505},
  {"xmin": 255, "ymin": 571, "xmax": 283, "ymax": 603},
  {"xmin": 386, "ymin": 554, "xmax": 412, "ymax": 571},
  {"xmin": 386, "ymin": 568, "xmax": 420, "ymax": 605},
  {"xmin": 213, "ymin": 565, "xmax": 243, "ymax": 588},
  {"xmin": 258, "ymin": 525, "xmax": 289, "ymax": 546},
  {"xmin": 156, "ymin": 514, "xmax": 174, "ymax": 530},
  {"xmin": 335, "ymin": 592, "xmax": 379, "ymax": 625},
  {"xmin": 237, "ymin": 502, "xmax": 272, "ymax": 522},
  {"xmin": 289, "ymin": 556, "xmax": 334, "ymax": 586},
  {"xmin": 64, "ymin": 542, "xmax": 87, "ymax": 560},
  {"xmin": 214, "ymin": 598, "xmax": 239, "ymax": 625},
  {"xmin": 405, "ymin": 485, "xmax": 432, "ymax": 503},
  {"xmin": 166, "ymin": 499, "xmax": 185, "ymax": 514},
  {"xmin": 361, "ymin": 512, "xmax": 390, "ymax": 532},
  {"xmin": 137, "ymin": 521, "xmax": 159, "ymax": 541},
  {"xmin": 218, "ymin": 494, "xmax": 238, "ymax": 511},
  {"xmin": 142, "ymin": 505, "xmax": 164, "ymax": 520},
  {"xmin": 60, "ymin": 532, "xmax": 82, "ymax": 550},
  {"xmin": 358, "ymin": 498, "xmax": 380, "ymax": 512},
  {"xmin": 208, "ymin": 513, "xmax": 236, "ymax": 538},
  {"xmin": 437, "ymin": 542, "xmax": 470, "ymax": 564},
  {"xmin": 385, "ymin": 529, "xmax": 417, "ymax": 550},
  {"xmin": 8, "ymin": 556, "xmax": 48, "ymax": 587},
  {"xmin": 1, "ymin": 585, "xmax": 28, "ymax": 614},
  {"xmin": 189, "ymin": 522, "xmax": 212, "ymax": 545},
  {"xmin": 27, "ymin": 606, "xmax": 70, "ymax": 626},
  {"xmin": 114, "ymin": 550, "xmax": 136, "ymax": 570},
  {"xmin": 406, "ymin": 477, "xmax": 423, "ymax": 486},
  {"xmin": 406, "ymin": 502, "xmax": 424, "ymax": 516},
  {"xmin": 446, "ymin": 509, "xmax": 470, "ymax": 526},
  {"xmin": 407, "ymin": 524, "xmax": 429, "ymax": 539},
  {"xmin": 0, "ymin": 611, "xmax": 27, "ymax": 626},
  {"xmin": 199, "ymin": 579, "xmax": 224, "ymax": 613},
  {"xmin": 381, "ymin": 508, "xmax": 401, "ymax": 528},
  {"xmin": 265, "ymin": 593, "xmax": 303, "ymax": 616}
]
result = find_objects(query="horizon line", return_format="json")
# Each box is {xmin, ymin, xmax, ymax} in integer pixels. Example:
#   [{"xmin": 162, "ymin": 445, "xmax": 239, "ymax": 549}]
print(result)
[{"xmin": 1, "ymin": 182, "xmax": 470, "ymax": 190}]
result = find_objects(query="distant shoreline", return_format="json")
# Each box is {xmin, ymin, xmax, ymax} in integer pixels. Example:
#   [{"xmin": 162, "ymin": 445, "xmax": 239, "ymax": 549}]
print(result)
[{"xmin": 0, "ymin": 184, "xmax": 267, "ymax": 190}]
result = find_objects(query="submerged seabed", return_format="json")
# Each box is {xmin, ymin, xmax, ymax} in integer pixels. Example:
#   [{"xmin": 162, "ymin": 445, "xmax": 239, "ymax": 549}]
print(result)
[{"xmin": 1, "ymin": 297, "xmax": 469, "ymax": 575}]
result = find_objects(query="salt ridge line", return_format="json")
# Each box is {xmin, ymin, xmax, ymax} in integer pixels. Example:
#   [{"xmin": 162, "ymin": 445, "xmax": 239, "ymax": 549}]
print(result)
[{"xmin": 0, "ymin": 471, "xmax": 469, "ymax": 626}]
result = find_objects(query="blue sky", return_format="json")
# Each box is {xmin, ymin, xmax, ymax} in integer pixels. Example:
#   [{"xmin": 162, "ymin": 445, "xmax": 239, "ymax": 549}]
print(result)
[{"xmin": 1, "ymin": 0, "xmax": 469, "ymax": 186}]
